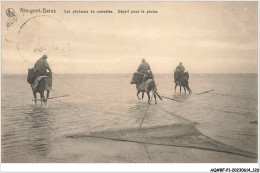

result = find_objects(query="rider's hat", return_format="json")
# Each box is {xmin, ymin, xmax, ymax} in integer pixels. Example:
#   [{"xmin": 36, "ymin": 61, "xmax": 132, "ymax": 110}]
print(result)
[{"xmin": 42, "ymin": 55, "xmax": 48, "ymax": 59}]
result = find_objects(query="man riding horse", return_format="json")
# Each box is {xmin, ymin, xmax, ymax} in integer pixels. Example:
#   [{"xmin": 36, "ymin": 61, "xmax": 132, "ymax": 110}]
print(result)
[
  {"xmin": 175, "ymin": 62, "xmax": 185, "ymax": 80},
  {"xmin": 137, "ymin": 59, "xmax": 154, "ymax": 81},
  {"xmin": 131, "ymin": 59, "xmax": 161, "ymax": 104},
  {"xmin": 27, "ymin": 55, "xmax": 52, "ymax": 105},
  {"xmin": 174, "ymin": 62, "xmax": 192, "ymax": 94},
  {"xmin": 34, "ymin": 54, "xmax": 52, "ymax": 78}
]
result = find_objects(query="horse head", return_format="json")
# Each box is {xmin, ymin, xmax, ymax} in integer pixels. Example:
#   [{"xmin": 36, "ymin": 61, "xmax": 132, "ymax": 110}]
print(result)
[
  {"xmin": 47, "ymin": 72, "xmax": 52, "ymax": 79},
  {"xmin": 147, "ymin": 70, "xmax": 154, "ymax": 79},
  {"xmin": 130, "ymin": 73, "xmax": 135, "ymax": 84},
  {"xmin": 174, "ymin": 70, "xmax": 181, "ymax": 80},
  {"xmin": 130, "ymin": 76, "xmax": 134, "ymax": 84}
]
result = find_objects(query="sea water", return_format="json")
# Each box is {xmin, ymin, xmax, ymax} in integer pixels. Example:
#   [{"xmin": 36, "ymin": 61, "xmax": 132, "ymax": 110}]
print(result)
[{"xmin": 1, "ymin": 74, "xmax": 258, "ymax": 162}]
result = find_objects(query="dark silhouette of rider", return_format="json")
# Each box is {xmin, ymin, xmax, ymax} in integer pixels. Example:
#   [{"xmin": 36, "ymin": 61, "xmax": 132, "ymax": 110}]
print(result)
[
  {"xmin": 137, "ymin": 59, "xmax": 150, "ymax": 74},
  {"xmin": 175, "ymin": 62, "xmax": 185, "ymax": 74},
  {"xmin": 137, "ymin": 59, "xmax": 154, "ymax": 82},
  {"xmin": 34, "ymin": 55, "xmax": 52, "ymax": 78},
  {"xmin": 175, "ymin": 62, "xmax": 185, "ymax": 81}
]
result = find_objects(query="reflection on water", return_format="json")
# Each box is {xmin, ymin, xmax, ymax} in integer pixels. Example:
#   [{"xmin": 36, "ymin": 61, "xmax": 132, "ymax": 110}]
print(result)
[
  {"xmin": 2, "ymin": 105, "xmax": 56, "ymax": 162},
  {"xmin": 25, "ymin": 106, "xmax": 53, "ymax": 158},
  {"xmin": 1, "ymin": 74, "xmax": 258, "ymax": 162},
  {"xmin": 172, "ymin": 92, "xmax": 191, "ymax": 101}
]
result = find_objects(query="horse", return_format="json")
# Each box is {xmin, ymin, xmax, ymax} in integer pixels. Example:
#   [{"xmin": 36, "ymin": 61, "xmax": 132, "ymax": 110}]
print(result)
[
  {"xmin": 32, "ymin": 77, "xmax": 51, "ymax": 105},
  {"xmin": 174, "ymin": 70, "xmax": 192, "ymax": 94},
  {"xmin": 130, "ymin": 72, "xmax": 160, "ymax": 104},
  {"xmin": 28, "ymin": 68, "xmax": 52, "ymax": 105}
]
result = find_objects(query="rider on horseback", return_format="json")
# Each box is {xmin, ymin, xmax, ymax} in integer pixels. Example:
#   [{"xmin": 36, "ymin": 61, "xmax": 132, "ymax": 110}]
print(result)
[
  {"xmin": 175, "ymin": 62, "xmax": 185, "ymax": 74},
  {"xmin": 28, "ymin": 55, "xmax": 52, "ymax": 105},
  {"xmin": 131, "ymin": 59, "xmax": 160, "ymax": 103},
  {"xmin": 34, "ymin": 55, "xmax": 52, "ymax": 78},
  {"xmin": 173, "ymin": 62, "xmax": 191, "ymax": 94},
  {"xmin": 138, "ymin": 59, "xmax": 150, "ymax": 73},
  {"xmin": 137, "ymin": 59, "xmax": 154, "ymax": 82},
  {"xmin": 175, "ymin": 62, "xmax": 185, "ymax": 80}
]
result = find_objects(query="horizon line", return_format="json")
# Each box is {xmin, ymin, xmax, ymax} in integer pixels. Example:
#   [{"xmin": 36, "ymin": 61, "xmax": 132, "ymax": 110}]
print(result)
[{"xmin": 1, "ymin": 72, "xmax": 258, "ymax": 75}]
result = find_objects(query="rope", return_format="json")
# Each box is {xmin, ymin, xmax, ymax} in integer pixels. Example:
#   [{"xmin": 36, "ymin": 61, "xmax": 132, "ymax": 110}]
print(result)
[
  {"xmin": 52, "ymin": 98, "xmax": 89, "ymax": 124},
  {"xmin": 168, "ymin": 96, "xmax": 256, "ymax": 116},
  {"xmin": 52, "ymin": 73, "xmax": 92, "ymax": 97},
  {"xmin": 139, "ymin": 90, "xmax": 154, "ymax": 129},
  {"xmin": 161, "ymin": 96, "xmax": 182, "ymax": 102},
  {"xmin": 139, "ymin": 104, "xmax": 151, "ymax": 130},
  {"xmin": 191, "ymin": 89, "xmax": 256, "ymax": 102},
  {"xmin": 196, "ymin": 89, "xmax": 214, "ymax": 95},
  {"xmin": 209, "ymin": 92, "xmax": 256, "ymax": 102},
  {"xmin": 161, "ymin": 88, "xmax": 257, "ymax": 112}
]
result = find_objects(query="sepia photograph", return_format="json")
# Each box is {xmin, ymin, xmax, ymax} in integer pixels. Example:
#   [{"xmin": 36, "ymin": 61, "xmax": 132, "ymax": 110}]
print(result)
[{"xmin": 1, "ymin": 0, "xmax": 259, "ymax": 172}]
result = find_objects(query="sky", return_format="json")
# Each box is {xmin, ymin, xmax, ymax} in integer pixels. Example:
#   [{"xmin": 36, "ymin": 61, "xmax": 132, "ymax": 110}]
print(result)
[{"xmin": 1, "ymin": 1, "xmax": 258, "ymax": 74}]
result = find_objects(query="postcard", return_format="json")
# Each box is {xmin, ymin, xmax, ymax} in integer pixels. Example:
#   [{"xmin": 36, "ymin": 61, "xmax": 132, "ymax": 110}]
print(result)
[{"xmin": 1, "ymin": 1, "xmax": 258, "ymax": 172}]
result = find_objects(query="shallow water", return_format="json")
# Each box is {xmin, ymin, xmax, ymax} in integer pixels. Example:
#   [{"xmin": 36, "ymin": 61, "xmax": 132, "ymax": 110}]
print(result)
[{"xmin": 1, "ymin": 74, "xmax": 258, "ymax": 162}]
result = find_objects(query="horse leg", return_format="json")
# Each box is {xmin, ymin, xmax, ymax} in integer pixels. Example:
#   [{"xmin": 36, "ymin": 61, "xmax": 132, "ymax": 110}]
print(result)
[
  {"xmin": 147, "ymin": 91, "xmax": 151, "ymax": 104},
  {"xmin": 187, "ymin": 86, "xmax": 192, "ymax": 94},
  {"xmin": 180, "ymin": 86, "xmax": 181, "ymax": 93},
  {"xmin": 40, "ymin": 91, "xmax": 45, "ymax": 106},
  {"xmin": 33, "ymin": 91, "xmax": 37, "ymax": 105},
  {"xmin": 174, "ymin": 83, "xmax": 177, "ymax": 92},
  {"xmin": 184, "ymin": 87, "xmax": 186, "ymax": 94},
  {"xmin": 137, "ymin": 90, "xmax": 141, "ymax": 100},
  {"xmin": 154, "ymin": 92, "xmax": 157, "ymax": 104},
  {"xmin": 142, "ymin": 91, "xmax": 144, "ymax": 100},
  {"xmin": 46, "ymin": 90, "xmax": 50, "ymax": 104},
  {"xmin": 186, "ymin": 81, "xmax": 192, "ymax": 94}
]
